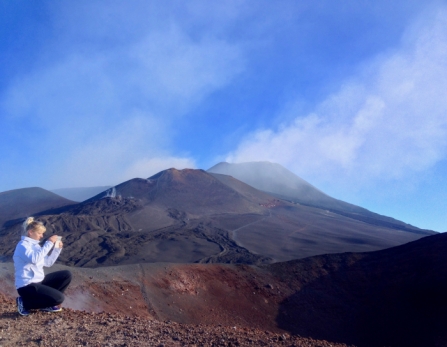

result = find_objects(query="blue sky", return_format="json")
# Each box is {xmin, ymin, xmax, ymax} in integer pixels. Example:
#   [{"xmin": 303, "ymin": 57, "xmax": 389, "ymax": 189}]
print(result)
[{"xmin": 1, "ymin": 0, "xmax": 446, "ymax": 232}]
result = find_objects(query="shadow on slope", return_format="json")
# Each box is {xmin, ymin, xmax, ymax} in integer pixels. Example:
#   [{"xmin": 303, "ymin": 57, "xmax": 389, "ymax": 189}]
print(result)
[{"xmin": 274, "ymin": 233, "xmax": 447, "ymax": 347}]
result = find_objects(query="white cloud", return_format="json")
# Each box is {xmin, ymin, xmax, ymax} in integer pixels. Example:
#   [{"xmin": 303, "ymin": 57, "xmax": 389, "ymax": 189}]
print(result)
[
  {"xmin": 227, "ymin": 7, "xmax": 447, "ymax": 188},
  {"xmin": 47, "ymin": 114, "xmax": 161, "ymax": 187},
  {"xmin": 3, "ymin": 24, "xmax": 243, "ymax": 123},
  {"xmin": 127, "ymin": 25, "xmax": 244, "ymax": 111},
  {"xmin": 1, "ymin": 12, "xmax": 244, "ymax": 189}
]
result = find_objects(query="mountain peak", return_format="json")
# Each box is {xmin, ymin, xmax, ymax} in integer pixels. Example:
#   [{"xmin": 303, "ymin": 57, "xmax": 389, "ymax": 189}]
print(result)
[
  {"xmin": 207, "ymin": 161, "xmax": 434, "ymax": 235},
  {"xmin": 207, "ymin": 161, "xmax": 322, "ymax": 197}
]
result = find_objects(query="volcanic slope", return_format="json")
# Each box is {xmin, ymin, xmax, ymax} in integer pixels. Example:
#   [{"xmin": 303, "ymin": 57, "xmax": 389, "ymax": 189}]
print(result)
[
  {"xmin": 0, "ymin": 231, "xmax": 445, "ymax": 346},
  {"xmin": 1, "ymin": 168, "xmax": 435, "ymax": 267},
  {"xmin": 208, "ymin": 161, "xmax": 433, "ymax": 234}
]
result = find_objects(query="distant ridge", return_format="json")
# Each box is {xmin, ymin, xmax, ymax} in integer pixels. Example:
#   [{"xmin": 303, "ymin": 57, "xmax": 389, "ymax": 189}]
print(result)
[
  {"xmin": 51, "ymin": 186, "xmax": 112, "ymax": 202},
  {"xmin": 208, "ymin": 161, "xmax": 434, "ymax": 235},
  {"xmin": 0, "ymin": 187, "xmax": 75, "ymax": 227}
]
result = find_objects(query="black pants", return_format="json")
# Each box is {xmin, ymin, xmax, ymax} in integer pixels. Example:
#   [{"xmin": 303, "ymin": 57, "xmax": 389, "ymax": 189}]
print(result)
[{"xmin": 17, "ymin": 270, "xmax": 72, "ymax": 310}]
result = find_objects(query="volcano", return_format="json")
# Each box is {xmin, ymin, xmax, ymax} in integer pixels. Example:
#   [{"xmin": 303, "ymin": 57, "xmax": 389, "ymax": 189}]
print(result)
[
  {"xmin": 208, "ymin": 161, "xmax": 429, "ymax": 233},
  {"xmin": 0, "ymin": 168, "xmax": 435, "ymax": 267}
]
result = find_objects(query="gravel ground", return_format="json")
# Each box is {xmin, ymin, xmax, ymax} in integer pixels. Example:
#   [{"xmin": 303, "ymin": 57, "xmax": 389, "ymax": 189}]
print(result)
[{"xmin": 0, "ymin": 295, "xmax": 353, "ymax": 347}]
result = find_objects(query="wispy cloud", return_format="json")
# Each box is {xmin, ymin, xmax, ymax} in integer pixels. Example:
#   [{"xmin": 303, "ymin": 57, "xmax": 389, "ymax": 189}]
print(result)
[
  {"xmin": 227, "ymin": 7, "xmax": 447, "ymax": 189},
  {"xmin": 1, "ymin": 3, "xmax": 244, "ymax": 189}
]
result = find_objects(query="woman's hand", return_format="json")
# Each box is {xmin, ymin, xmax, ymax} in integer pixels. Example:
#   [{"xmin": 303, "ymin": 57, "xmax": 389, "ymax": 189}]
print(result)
[{"xmin": 48, "ymin": 235, "xmax": 59, "ymax": 243}]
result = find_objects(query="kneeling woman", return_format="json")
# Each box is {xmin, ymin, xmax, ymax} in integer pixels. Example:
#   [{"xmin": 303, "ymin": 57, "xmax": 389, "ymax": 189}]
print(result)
[{"xmin": 13, "ymin": 217, "xmax": 72, "ymax": 316}]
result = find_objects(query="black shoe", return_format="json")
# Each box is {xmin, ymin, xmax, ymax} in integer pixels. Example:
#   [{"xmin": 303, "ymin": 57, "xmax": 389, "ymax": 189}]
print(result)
[{"xmin": 16, "ymin": 297, "xmax": 30, "ymax": 316}]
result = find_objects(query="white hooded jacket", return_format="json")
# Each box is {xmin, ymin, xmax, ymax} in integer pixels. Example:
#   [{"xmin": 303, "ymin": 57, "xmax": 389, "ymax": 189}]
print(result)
[{"xmin": 13, "ymin": 236, "xmax": 62, "ymax": 289}]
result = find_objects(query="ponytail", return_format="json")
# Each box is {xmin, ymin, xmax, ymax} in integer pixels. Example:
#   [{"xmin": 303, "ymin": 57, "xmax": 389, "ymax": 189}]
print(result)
[{"xmin": 21, "ymin": 217, "xmax": 45, "ymax": 237}]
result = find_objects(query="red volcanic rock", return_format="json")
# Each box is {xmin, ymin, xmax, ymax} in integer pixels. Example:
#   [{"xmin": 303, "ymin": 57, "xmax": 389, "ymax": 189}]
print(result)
[{"xmin": 0, "ymin": 293, "xmax": 352, "ymax": 347}]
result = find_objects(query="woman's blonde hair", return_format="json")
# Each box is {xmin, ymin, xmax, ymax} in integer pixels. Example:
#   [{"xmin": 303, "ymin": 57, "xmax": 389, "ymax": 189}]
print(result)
[{"xmin": 22, "ymin": 217, "xmax": 46, "ymax": 236}]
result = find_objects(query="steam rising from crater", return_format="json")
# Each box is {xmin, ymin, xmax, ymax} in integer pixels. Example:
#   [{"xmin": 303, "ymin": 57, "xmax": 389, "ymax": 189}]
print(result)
[{"xmin": 104, "ymin": 187, "xmax": 117, "ymax": 198}]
